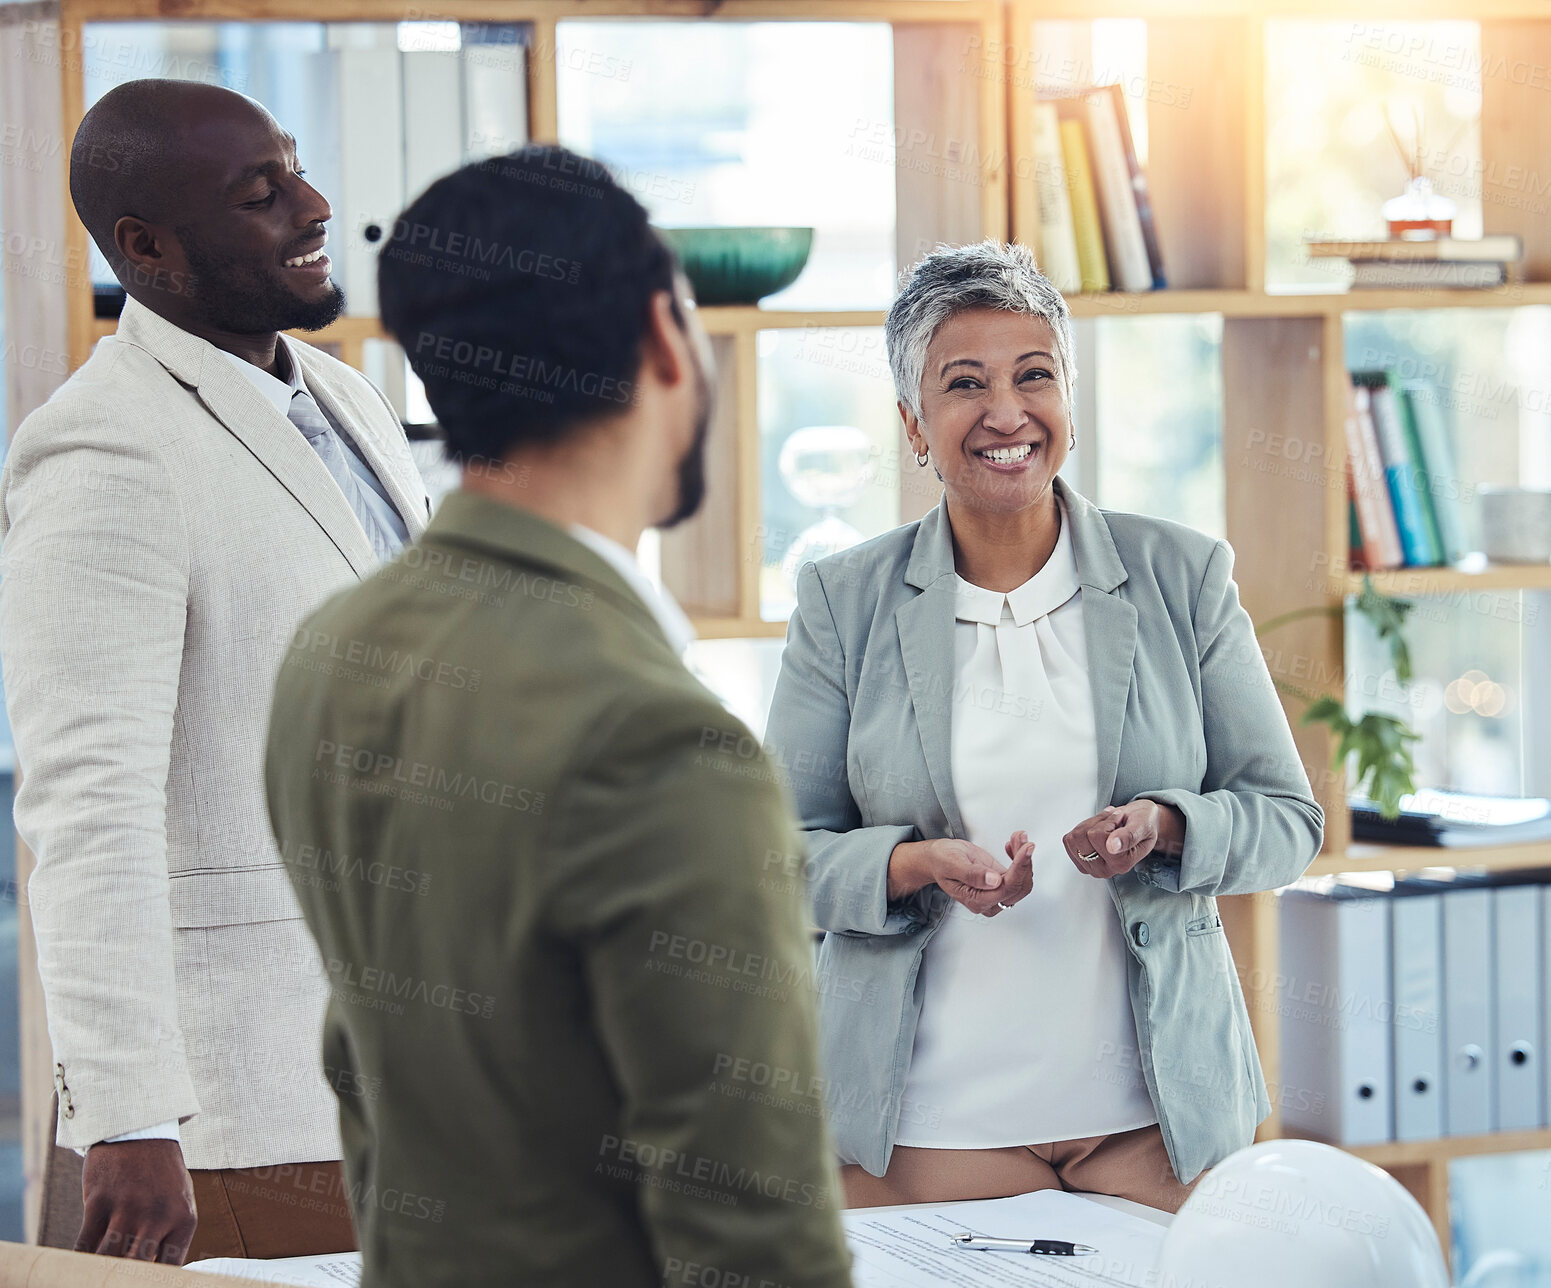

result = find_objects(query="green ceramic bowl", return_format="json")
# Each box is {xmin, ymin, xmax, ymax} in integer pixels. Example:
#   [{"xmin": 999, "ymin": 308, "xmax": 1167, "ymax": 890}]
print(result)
[{"xmin": 657, "ymin": 226, "xmax": 815, "ymax": 306}]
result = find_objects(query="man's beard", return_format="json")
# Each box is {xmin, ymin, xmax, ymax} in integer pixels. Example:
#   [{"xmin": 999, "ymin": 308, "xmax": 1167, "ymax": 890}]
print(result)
[
  {"xmin": 659, "ymin": 355, "xmax": 713, "ymax": 530},
  {"xmin": 177, "ymin": 226, "xmax": 346, "ymax": 334}
]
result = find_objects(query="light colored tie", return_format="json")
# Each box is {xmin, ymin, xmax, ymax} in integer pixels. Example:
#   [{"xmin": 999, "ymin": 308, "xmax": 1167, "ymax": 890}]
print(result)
[{"xmin": 287, "ymin": 387, "xmax": 403, "ymax": 563}]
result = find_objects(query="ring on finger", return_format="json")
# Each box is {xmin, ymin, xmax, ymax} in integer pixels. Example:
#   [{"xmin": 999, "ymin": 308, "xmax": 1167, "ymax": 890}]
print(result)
[
  {"xmin": 1078, "ymin": 851, "xmax": 1100, "ymax": 861},
  {"xmin": 996, "ymin": 902, "xmax": 1011, "ymax": 910}
]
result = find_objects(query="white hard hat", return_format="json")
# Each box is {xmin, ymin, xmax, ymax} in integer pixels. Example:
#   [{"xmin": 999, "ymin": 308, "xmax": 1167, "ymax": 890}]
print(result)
[{"xmin": 1155, "ymin": 1140, "xmax": 1450, "ymax": 1288}]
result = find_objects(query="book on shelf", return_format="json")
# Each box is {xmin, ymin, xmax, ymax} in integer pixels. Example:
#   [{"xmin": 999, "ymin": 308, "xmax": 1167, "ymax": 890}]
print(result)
[
  {"xmin": 1056, "ymin": 116, "xmax": 1109, "ymax": 293},
  {"xmin": 1347, "ymin": 370, "xmax": 1473, "ymax": 569},
  {"xmin": 1354, "ymin": 370, "xmax": 1442, "ymax": 567},
  {"xmin": 1402, "ymin": 379, "xmax": 1470, "ymax": 563},
  {"xmin": 1307, "ymin": 234, "xmax": 1520, "ymax": 291},
  {"xmin": 1343, "ymin": 378, "xmax": 1404, "ymax": 570},
  {"xmin": 1095, "ymin": 83, "xmax": 1166, "ymax": 290},
  {"xmin": 1046, "ymin": 86, "xmax": 1163, "ymax": 294},
  {"xmin": 1352, "ymin": 261, "xmax": 1507, "ymax": 290},
  {"xmin": 1347, "ymin": 482, "xmax": 1366, "ymax": 571},
  {"xmin": 1307, "ymin": 235, "xmax": 1523, "ymax": 263},
  {"xmin": 1385, "ymin": 370, "xmax": 1447, "ymax": 565},
  {"xmin": 1030, "ymin": 101, "xmax": 1082, "ymax": 293},
  {"xmin": 1351, "ymin": 789, "xmax": 1551, "ymax": 848},
  {"xmin": 1080, "ymin": 94, "xmax": 1151, "ymax": 291}
]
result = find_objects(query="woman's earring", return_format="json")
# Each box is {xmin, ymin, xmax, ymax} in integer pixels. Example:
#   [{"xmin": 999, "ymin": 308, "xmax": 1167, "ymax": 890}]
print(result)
[
  {"xmin": 914, "ymin": 448, "xmax": 930, "ymax": 467},
  {"xmin": 1068, "ymin": 431, "xmax": 1076, "ymax": 451}
]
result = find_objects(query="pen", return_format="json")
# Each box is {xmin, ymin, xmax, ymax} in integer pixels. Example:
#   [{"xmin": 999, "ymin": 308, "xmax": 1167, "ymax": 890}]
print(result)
[{"xmin": 950, "ymin": 1233, "xmax": 1098, "ymax": 1256}]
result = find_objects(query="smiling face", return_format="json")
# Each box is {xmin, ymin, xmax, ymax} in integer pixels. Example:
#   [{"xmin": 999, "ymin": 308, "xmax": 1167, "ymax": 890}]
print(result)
[
  {"xmin": 901, "ymin": 307, "xmax": 1072, "ymax": 517},
  {"xmin": 117, "ymin": 94, "xmax": 344, "ymax": 335}
]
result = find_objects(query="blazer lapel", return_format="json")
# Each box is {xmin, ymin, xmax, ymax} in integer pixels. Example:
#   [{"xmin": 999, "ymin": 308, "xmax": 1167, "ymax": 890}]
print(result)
[
  {"xmin": 293, "ymin": 346, "xmax": 429, "ymax": 542},
  {"xmin": 1081, "ymin": 590, "xmax": 1138, "ymax": 809},
  {"xmin": 896, "ymin": 501, "xmax": 966, "ymax": 838},
  {"xmin": 1056, "ymin": 478, "xmax": 1137, "ymax": 810},
  {"xmin": 113, "ymin": 299, "xmax": 404, "ymax": 575},
  {"xmin": 895, "ymin": 586, "xmax": 965, "ymax": 839},
  {"xmin": 190, "ymin": 352, "xmax": 379, "ymax": 577}
]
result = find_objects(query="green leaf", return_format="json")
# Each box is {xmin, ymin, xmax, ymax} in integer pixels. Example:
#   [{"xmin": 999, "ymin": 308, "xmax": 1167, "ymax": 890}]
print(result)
[
  {"xmin": 1354, "ymin": 577, "xmax": 1414, "ymax": 683},
  {"xmin": 1339, "ymin": 712, "xmax": 1419, "ymax": 819},
  {"xmin": 1301, "ymin": 696, "xmax": 1347, "ymax": 726}
]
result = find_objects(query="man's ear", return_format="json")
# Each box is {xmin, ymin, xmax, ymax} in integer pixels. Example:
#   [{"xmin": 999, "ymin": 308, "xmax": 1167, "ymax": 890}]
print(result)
[
  {"xmin": 639, "ymin": 288, "xmax": 689, "ymax": 391},
  {"xmin": 114, "ymin": 215, "xmax": 165, "ymax": 273}
]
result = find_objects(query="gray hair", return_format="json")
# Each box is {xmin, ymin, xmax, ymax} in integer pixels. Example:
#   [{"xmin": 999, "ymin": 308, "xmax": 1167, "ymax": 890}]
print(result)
[{"xmin": 884, "ymin": 241, "xmax": 1076, "ymax": 421}]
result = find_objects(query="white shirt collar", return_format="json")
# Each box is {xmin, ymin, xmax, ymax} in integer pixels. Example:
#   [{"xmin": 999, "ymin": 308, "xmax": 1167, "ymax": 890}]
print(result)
[
  {"xmin": 221, "ymin": 337, "xmax": 303, "ymax": 416},
  {"xmin": 568, "ymin": 524, "xmax": 697, "ymax": 655},
  {"xmin": 951, "ymin": 500, "xmax": 1081, "ymax": 628}
]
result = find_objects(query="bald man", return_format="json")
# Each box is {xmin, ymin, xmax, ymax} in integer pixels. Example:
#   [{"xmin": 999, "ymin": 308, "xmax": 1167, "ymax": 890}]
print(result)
[{"xmin": 0, "ymin": 79, "xmax": 429, "ymax": 1262}]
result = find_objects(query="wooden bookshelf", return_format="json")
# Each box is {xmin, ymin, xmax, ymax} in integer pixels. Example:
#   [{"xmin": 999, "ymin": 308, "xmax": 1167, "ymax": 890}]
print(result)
[
  {"xmin": 11, "ymin": 0, "xmax": 1551, "ymax": 1256},
  {"xmin": 1000, "ymin": 0, "xmax": 1551, "ymax": 1250},
  {"xmin": 1309, "ymin": 841, "xmax": 1551, "ymax": 878},
  {"xmin": 1346, "ymin": 562, "xmax": 1551, "ymax": 596}
]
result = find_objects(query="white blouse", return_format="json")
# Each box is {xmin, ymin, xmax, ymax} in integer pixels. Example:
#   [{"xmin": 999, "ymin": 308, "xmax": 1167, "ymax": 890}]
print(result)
[{"xmin": 894, "ymin": 504, "xmax": 1156, "ymax": 1148}]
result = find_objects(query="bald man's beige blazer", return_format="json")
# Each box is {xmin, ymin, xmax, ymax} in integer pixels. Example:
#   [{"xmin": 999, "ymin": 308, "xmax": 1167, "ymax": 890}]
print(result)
[{"xmin": 0, "ymin": 295, "xmax": 429, "ymax": 1169}]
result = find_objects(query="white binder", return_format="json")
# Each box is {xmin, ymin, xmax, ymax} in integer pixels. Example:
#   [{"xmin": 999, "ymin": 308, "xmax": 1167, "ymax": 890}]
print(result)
[
  {"xmin": 1390, "ymin": 882, "xmax": 1444, "ymax": 1141},
  {"xmin": 1442, "ymin": 885, "xmax": 1495, "ymax": 1135},
  {"xmin": 335, "ymin": 29, "xmax": 407, "ymax": 315},
  {"xmin": 1544, "ymin": 885, "xmax": 1551, "ymax": 1125},
  {"xmin": 1279, "ymin": 881, "xmax": 1394, "ymax": 1144},
  {"xmin": 402, "ymin": 49, "xmax": 465, "ymax": 205},
  {"xmin": 463, "ymin": 27, "xmax": 530, "ymax": 160},
  {"xmin": 1493, "ymin": 880, "xmax": 1544, "ymax": 1130}
]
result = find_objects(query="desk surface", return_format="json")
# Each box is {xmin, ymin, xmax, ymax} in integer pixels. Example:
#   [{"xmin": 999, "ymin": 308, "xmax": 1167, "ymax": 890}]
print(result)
[{"xmin": 857, "ymin": 1192, "xmax": 1174, "ymax": 1227}]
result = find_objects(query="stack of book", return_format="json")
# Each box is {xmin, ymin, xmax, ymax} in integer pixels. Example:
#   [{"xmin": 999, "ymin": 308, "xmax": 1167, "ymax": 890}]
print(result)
[
  {"xmin": 1345, "ymin": 369, "xmax": 1472, "ymax": 570},
  {"xmin": 1030, "ymin": 84, "xmax": 1165, "ymax": 295},
  {"xmin": 1307, "ymin": 235, "xmax": 1522, "ymax": 290}
]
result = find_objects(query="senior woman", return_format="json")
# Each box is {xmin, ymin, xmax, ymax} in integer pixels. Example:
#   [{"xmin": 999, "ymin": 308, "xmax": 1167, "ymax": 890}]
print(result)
[{"xmin": 764, "ymin": 241, "xmax": 1322, "ymax": 1213}]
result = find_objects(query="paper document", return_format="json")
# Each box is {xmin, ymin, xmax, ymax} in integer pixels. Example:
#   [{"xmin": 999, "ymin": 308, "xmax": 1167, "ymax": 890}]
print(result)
[
  {"xmin": 186, "ymin": 1190, "xmax": 1161, "ymax": 1287},
  {"xmin": 186, "ymin": 1251, "xmax": 361, "ymax": 1286},
  {"xmin": 843, "ymin": 1189, "xmax": 1167, "ymax": 1287}
]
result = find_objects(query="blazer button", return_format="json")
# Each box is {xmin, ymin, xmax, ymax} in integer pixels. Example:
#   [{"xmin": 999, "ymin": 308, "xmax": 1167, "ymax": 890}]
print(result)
[{"xmin": 1133, "ymin": 921, "xmax": 1150, "ymax": 948}]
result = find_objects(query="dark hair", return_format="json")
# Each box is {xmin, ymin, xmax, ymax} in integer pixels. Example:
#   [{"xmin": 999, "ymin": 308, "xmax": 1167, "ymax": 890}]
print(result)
[{"xmin": 377, "ymin": 146, "xmax": 676, "ymax": 464}]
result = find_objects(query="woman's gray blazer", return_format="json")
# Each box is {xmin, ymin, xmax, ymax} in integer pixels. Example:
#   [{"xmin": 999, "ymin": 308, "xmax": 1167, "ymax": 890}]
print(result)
[{"xmin": 764, "ymin": 477, "xmax": 1323, "ymax": 1183}]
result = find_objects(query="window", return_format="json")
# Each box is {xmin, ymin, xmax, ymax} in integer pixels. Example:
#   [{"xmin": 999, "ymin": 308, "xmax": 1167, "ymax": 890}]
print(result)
[{"xmin": 556, "ymin": 21, "xmax": 897, "ymax": 310}]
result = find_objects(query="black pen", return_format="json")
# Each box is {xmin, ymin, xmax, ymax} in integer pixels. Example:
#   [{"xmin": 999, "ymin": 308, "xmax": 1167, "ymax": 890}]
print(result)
[{"xmin": 950, "ymin": 1233, "xmax": 1098, "ymax": 1256}]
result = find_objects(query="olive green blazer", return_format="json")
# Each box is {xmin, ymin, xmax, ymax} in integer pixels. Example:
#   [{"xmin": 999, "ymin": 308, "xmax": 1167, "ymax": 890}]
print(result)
[{"xmin": 265, "ymin": 490, "xmax": 851, "ymax": 1288}]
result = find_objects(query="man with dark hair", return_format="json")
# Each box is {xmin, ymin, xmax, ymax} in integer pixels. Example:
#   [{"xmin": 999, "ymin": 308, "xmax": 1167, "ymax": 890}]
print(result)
[
  {"xmin": 264, "ymin": 146, "xmax": 854, "ymax": 1288},
  {"xmin": 0, "ymin": 79, "xmax": 428, "ymax": 1262}
]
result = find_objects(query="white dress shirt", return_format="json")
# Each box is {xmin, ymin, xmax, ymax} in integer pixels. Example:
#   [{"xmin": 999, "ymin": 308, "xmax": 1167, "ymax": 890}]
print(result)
[
  {"xmin": 222, "ymin": 341, "xmax": 410, "ymax": 555},
  {"xmin": 568, "ymin": 524, "xmax": 696, "ymax": 656},
  {"xmin": 895, "ymin": 503, "xmax": 1156, "ymax": 1148}
]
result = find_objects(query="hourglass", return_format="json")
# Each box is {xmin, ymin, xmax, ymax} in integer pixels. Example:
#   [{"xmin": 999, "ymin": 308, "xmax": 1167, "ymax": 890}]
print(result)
[{"xmin": 777, "ymin": 425, "xmax": 876, "ymax": 594}]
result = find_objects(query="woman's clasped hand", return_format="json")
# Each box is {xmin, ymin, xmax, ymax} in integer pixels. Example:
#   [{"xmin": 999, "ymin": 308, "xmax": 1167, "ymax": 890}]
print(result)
[
  {"xmin": 887, "ymin": 799, "xmax": 1185, "ymax": 917},
  {"xmin": 1061, "ymin": 800, "xmax": 1185, "ymax": 880},
  {"xmin": 885, "ymin": 830, "xmax": 1035, "ymax": 916}
]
